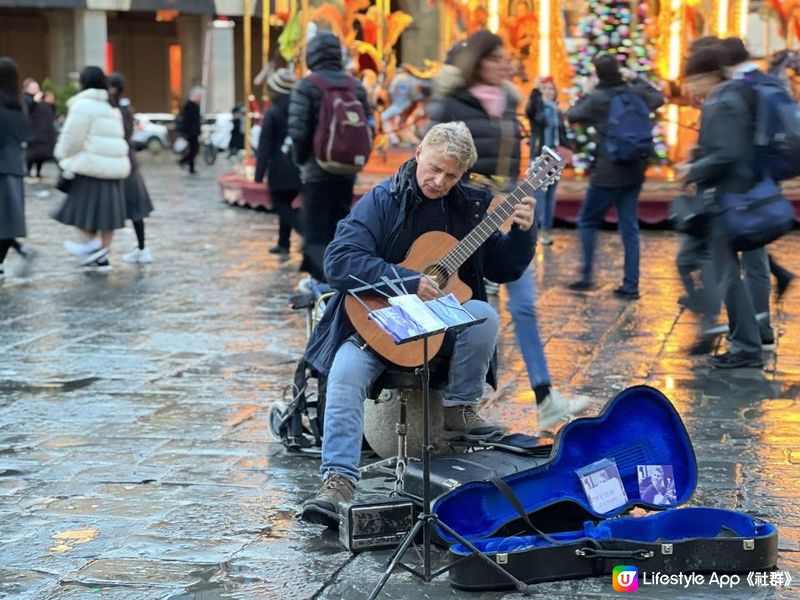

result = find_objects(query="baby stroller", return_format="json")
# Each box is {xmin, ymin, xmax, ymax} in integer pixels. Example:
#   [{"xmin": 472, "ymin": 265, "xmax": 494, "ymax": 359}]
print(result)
[{"xmin": 268, "ymin": 279, "xmax": 334, "ymax": 455}]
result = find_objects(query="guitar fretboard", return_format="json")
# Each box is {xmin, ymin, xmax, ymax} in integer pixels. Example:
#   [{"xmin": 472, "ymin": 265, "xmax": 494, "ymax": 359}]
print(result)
[{"xmin": 437, "ymin": 157, "xmax": 562, "ymax": 278}]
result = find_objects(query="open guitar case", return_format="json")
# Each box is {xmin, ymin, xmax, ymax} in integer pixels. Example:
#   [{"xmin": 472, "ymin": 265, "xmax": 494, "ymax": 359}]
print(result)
[{"xmin": 399, "ymin": 385, "xmax": 778, "ymax": 590}]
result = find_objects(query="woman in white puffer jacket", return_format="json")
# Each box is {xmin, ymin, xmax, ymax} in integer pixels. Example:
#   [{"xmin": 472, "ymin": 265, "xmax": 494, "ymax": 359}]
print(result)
[{"xmin": 53, "ymin": 66, "xmax": 130, "ymax": 272}]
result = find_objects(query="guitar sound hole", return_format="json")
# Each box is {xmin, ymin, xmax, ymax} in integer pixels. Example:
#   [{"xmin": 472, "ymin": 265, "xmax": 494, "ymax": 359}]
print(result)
[{"xmin": 423, "ymin": 264, "xmax": 449, "ymax": 288}]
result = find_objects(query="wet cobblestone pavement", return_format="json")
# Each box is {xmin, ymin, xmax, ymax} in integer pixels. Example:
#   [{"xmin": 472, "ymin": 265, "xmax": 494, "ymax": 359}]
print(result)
[{"xmin": 1, "ymin": 157, "xmax": 799, "ymax": 599}]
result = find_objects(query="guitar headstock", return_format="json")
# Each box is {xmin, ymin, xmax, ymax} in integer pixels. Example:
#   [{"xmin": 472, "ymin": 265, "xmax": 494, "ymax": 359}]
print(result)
[{"xmin": 525, "ymin": 146, "xmax": 567, "ymax": 191}]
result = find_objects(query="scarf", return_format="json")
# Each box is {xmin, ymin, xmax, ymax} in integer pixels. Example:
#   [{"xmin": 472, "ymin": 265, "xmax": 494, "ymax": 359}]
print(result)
[{"xmin": 469, "ymin": 84, "xmax": 507, "ymax": 118}]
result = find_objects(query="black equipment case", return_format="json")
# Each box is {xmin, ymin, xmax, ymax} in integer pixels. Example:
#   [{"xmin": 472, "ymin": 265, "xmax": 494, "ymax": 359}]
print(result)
[{"xmin": 402, "ymin": 385, "xmax": 779, "ymax": 590}]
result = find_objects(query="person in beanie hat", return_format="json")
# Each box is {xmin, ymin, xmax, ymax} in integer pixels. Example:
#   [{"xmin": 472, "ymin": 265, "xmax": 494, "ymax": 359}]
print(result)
[
  {"xmin": 287, "ymin": 32, "xmax": 372, "ymax": 283},
  {"xmin": 255, "ymin": 68, "xmax": 302, "ymax": 256},
  {"xmin": 566, "ymin": 54, "xmax": 664, "ymax": 299}
]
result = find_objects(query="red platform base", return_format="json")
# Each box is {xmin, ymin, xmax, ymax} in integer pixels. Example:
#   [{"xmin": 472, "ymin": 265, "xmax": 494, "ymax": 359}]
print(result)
[{"xmin": 219, "ymin": 151, "xmax": 800, "ymax": 225}]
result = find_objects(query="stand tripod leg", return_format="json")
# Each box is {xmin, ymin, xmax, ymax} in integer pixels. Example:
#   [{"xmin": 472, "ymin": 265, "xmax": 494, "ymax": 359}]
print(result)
[
  {"xmin": 368, "ymin": 517, "xmax": 425, "ymax": 600},
  {"xmin": 435, "ymin": 518, "xmax": 533, "ymax": 594}
]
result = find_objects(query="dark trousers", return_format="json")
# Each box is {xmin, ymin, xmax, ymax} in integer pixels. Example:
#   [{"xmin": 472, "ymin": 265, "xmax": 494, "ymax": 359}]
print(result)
[
  {"xmin": 300, "ymin": 177, "xmax": 354, "ymax": 281},
  {"xmin": 180, "ymin": 136, "xmax": 199, "ymax": 173},
  {"xmin": 272, "ymin": 189, "xmax": 302, "ymax": 249},
  {"xmin": 26, "ymin": 160, "xmax": 44, "ymax": 178}
]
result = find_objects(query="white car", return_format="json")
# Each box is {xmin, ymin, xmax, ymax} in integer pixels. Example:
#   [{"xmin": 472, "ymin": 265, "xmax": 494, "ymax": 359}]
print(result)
[{"xmin": 131, "ymin": 114, "xmax": 171, "ymax": 153}]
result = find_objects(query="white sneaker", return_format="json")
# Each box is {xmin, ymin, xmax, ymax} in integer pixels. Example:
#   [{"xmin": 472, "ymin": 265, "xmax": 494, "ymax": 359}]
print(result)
[
  {"xmin": 137, "ymin": 247, "xmax": 153, "ymax": 263},
  {"xmin": 122, "ymin": 248, "xmax": 140, "ymax": 263},
  {"xmin": 537, "ymin": 391, "xmax": 593, "ymax": 433},
  {"xmin": 64, "ymin": 238, "xmax": 101, "ymax": 257},
  {"xmin": 79, "ymin": 247, "xmax": 108, "ymax": 267}
]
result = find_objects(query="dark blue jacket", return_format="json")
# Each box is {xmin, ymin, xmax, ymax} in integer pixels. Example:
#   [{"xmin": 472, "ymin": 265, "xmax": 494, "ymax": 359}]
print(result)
[{"xmin": 303, "ymin": 158, "xmax": 536, "ymax": 380}]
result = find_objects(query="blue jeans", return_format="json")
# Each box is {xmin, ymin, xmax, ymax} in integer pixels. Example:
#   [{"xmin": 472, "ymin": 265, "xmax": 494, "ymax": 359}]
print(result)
[
  {"xmin": 505, "ymin": 266, "xmax": 550, "ymax": 389},
  {"xmin": 320, "ymin": 299, "xmax": 499, "ymax": 482},
  {"xmin": 534, "ymin": 181, "xmax": 559, "ymax": 231},
  {"xmin": 577, "ymin": 183, "xmax": 641, "ymax": 292}
]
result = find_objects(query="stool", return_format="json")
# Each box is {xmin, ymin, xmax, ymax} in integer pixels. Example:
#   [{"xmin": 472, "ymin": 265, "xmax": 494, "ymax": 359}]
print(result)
[{"xmin": 361, "ymin": 365, "xmax": 448, "ymax": 481}]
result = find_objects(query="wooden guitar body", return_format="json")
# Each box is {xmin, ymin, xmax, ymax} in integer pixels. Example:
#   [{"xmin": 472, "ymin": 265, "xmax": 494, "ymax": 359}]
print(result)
[
  {"xmin": 344, "ymin": 230, "xmax": 473, "ymax": 368},
  {"xmin": 343, "ymin": 146, "xmax": 566, "ymax": 369}
]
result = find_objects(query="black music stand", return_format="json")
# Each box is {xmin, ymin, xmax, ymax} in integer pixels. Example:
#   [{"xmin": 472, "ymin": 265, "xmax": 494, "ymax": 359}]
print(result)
[{"xmin": 350, "ymin": 286, "xmax": 532, "ymax": 599}]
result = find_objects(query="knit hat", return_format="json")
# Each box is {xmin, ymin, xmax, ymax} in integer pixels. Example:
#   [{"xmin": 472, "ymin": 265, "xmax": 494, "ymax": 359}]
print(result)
[
  {"xmin": 267, "ymin": 68, "xmax": 297, "ymax": 95},
  {"xmin": 684, "ymin": 48, "xmax": 722, "ymax": 77}
]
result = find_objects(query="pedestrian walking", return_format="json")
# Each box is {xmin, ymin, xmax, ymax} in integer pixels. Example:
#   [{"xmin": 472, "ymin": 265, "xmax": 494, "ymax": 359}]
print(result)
[
  {"xmin": 21, "ymin": 77, "xmax": 56, "ymax": 182},
  {"xmin": 287, "ymin": 32, "xmax": 372, "ymax": 283},
  {"xmin": 0, "ymin": 58, "xmax": 34, "ymax": 283},
  {"xmin": 255, "ymin": 68, "xmax": 302, "ymax": 256},
  {"xmin": 108, "ymin": 73, "xmax": 154, "ymax": 264},
  {"xmin": 525, "ymin": 76, "xmax": 568, "ymax": 245},
  {"xmin": 677, "ymin": 48, "xmax": 763, "ymax": 369},
  {"xmin": 428, "ymin": 31, "xmax": 591, "ymax": 433},
  {"xmin": 566, "ymin": 55, "xmax": 665, "ymax": 299},
  {"xmin": 53, "ymin": 66, "xmax": 130, "ymax": 273},
  {"xmin": 177, "ymin": 87, "xmax": 202, "ymax": 174}
]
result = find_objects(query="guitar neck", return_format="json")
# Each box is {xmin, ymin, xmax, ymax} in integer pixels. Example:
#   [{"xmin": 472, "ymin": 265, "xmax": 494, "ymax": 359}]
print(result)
[{"xmin": 439, "ymin": 179, "xmax": 540, "ymax": 275}]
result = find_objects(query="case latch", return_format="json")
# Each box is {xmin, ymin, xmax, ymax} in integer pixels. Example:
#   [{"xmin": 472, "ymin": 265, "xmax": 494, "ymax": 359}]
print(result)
[
  {"xmin": 661, "ymin": 543, "xmax": 673, "ymax": 555},
  {"xmin": 743, "ymin": 539, "xmax": 755, "ymax": 551},
  {"xmin": 496, "ymin": 553, "xmax": 508, "ymax": 564},
  {"xmin": 443, "ymin": 478, "xmax": 459, "ymax": 489}
]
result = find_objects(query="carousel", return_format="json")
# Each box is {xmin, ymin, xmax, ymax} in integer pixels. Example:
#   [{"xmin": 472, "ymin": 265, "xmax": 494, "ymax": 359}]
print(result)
[{"xmin": 219, "ymin": 0, "xmax": 800, "ymax": 222}]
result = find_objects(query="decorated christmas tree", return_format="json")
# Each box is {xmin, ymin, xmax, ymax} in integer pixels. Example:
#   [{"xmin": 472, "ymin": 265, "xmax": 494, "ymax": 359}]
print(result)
[{"xmin": 566, "ymin": 0, "xmax": 668, "ymax": 175}]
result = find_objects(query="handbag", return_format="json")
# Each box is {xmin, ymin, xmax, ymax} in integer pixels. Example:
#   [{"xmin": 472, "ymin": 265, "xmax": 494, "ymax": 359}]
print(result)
[
  {"xmin": 56, "ymin": 172, "xmax": 73, "ymax": 194},
  {"xmin": 173, "ymin": 136, "xmax": 189, "ymax": 155},
  {"xmin": 668, "ymin": 190, "xmax": 715, "ymax": 238},
  {"xmin": 718, "ymin": 178, "xmax": 795, "ymax": 251}
]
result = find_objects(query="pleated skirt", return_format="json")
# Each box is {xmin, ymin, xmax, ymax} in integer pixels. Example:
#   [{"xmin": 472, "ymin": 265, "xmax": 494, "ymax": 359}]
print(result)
[
  {"xmin": 123, "ymin": 168, "xmax": 154, "ymax": 221},
  {"xmin": 52, "ymin": 175, "xmax": 125, "ymax": 231},
  {"xmin": 0, "ymin": 174, "xmax": 26, "ymax": 239}
]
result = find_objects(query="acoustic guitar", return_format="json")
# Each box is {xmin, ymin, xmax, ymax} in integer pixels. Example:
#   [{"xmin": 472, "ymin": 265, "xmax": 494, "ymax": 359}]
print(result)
[{"xmin": 344, "ymin": 146, "xmax": 567, "ymax": 368}]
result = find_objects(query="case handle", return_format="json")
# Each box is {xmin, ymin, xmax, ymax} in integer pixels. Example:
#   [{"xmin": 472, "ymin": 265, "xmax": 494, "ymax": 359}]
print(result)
[{"xmin": 575, "ymin": 547, "xmax": 655, "ymax": 560}]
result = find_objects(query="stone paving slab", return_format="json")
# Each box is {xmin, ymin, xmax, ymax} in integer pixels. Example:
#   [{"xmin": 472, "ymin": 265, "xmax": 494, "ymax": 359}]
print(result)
[{"xmin": 0, "ymin": 158, "xmax": 798, "ymax": 599}]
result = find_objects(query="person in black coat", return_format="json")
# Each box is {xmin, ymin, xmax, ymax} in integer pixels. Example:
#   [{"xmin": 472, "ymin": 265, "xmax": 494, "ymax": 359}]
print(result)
[
  {"xmin": 22, "ymin": 78, "xmax": 56, "ymax": 180},
  {"xmin": 109, "ymin": 73, "xmax": 155, "ymax": 264},
  {"xmin": 566, "ymin": 55, "xmax": 664, "ymax": 299},
  {"xmin": 178, "ymin": 87, "xmax": 202, "ymax": 174},
  {"xmin": 287, "ymin": 32, "xmax": 372, "ymax": 282},
  {"xmin": 255, "ymin": 68, "xmax": 302, "ymax": 255},
  {"xmin": 0, "ymin": 58, "xmax": 34, "ymax": 282},
  {"xmin": 427, "ymin": 33, "xmax": 521, "ymax": 184}
]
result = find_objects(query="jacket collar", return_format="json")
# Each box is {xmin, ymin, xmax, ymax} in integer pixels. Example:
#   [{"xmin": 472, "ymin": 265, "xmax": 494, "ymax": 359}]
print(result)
[{"xmin": 68, "ymin": 88, "xmax": 109, "ymax": 107}]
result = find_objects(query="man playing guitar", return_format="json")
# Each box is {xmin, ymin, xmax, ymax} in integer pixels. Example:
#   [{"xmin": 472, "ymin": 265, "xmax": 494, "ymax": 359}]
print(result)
[{"xmin": 301, "ymin": 122, "xmax": 536, "ymax": 528}]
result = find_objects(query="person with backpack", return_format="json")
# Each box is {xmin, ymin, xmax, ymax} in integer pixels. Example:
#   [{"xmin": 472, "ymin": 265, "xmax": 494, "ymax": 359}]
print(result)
[
  {"xmin": 718, "ymin": 37, "xmax": 796, "ymax": 348},
  {"xmin": 255, "ymin": 68, "xmax": 302, "ymax": 256},
  {"xmin": 287, "ymin": 32, "xmax": 373, "ymax": 283},
  {"xmin": 566, "ymin": 55, "xmax": 664, "ymax": 299},
  {"xmin": 676, "ymin": 45, "xmax": 764, "ymax": 369}
]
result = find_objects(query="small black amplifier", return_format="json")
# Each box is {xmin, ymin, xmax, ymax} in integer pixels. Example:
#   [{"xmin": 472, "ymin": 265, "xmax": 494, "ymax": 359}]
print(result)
[{"xmin": 338, "ymin": 498, "xmax": 416, "ymax": 552}]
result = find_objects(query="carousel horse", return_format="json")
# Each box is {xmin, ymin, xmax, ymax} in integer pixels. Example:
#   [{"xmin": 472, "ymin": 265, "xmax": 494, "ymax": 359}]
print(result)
[{"xmin": 381, "ymin": 63, "xmax": 436, "ymax": 147}]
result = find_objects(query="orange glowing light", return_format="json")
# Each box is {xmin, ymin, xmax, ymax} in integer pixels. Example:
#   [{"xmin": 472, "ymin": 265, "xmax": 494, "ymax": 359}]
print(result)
[
  {"xmin": 540, "ymin": 0, "xmax": 551, "ymax": 77},
  {"xmin": 156, "ymin": 10, "xmax": 179, "ymax": 23}
]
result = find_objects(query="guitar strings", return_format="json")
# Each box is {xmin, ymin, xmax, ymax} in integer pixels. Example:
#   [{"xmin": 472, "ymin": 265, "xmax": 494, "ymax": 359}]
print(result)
[{"xmin": 436, "ymin": 161, "xmax": 562, "ymax": 277}]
